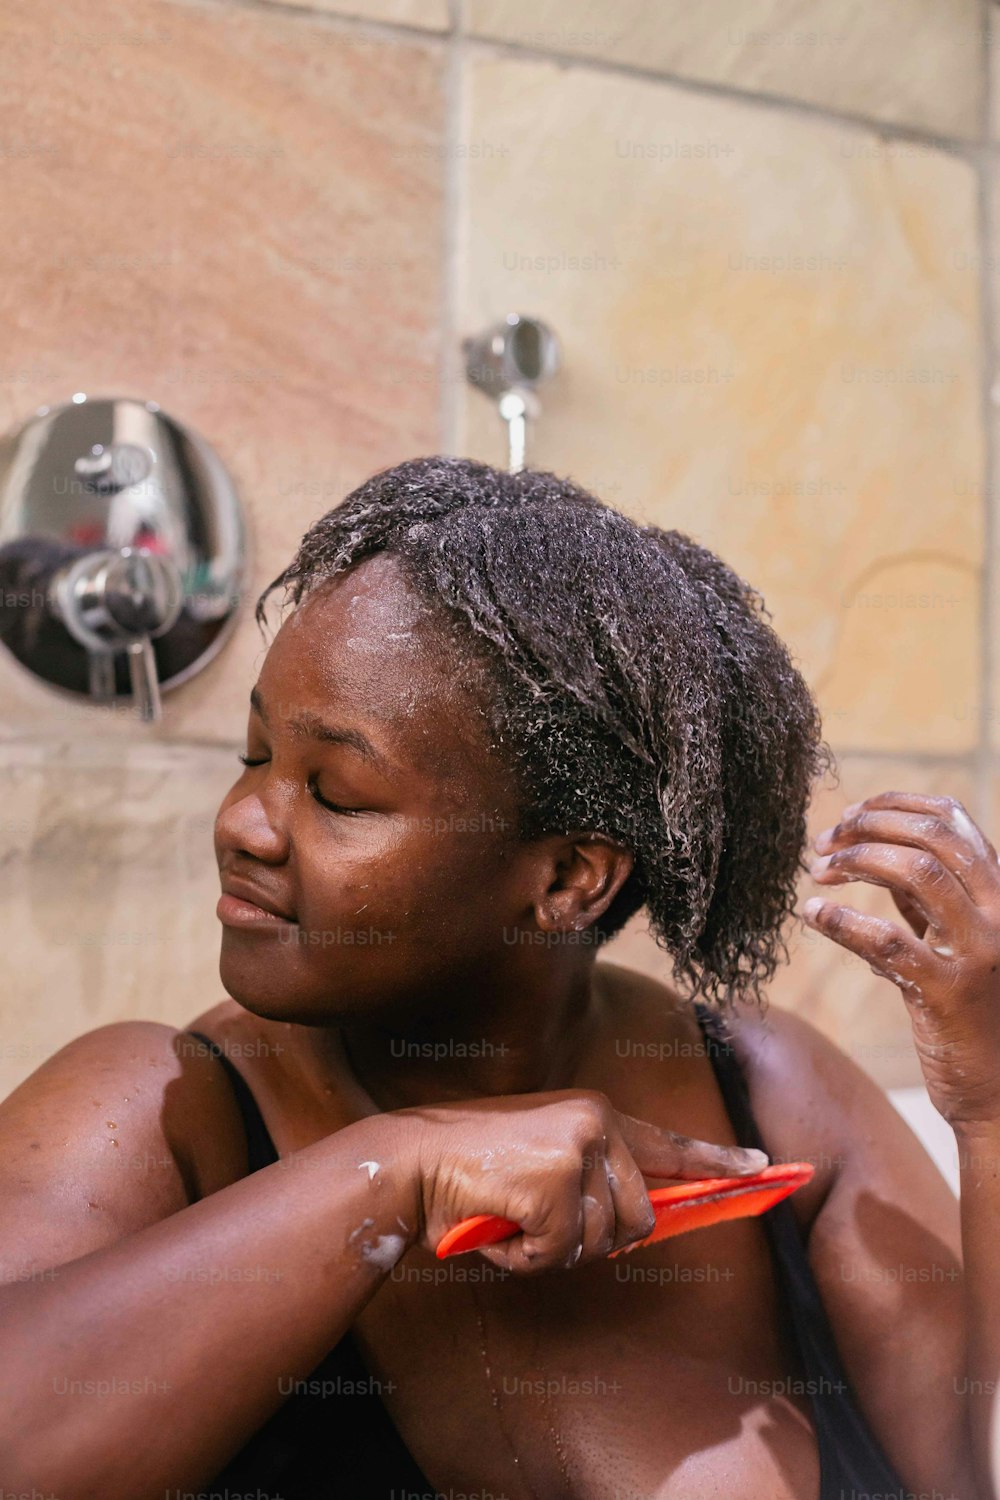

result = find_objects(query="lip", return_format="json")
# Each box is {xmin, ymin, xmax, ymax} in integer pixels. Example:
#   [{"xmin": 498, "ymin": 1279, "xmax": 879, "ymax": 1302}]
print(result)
[{"xmin": 218, "ymin": 877, "xmax": 296, "ymax": 928}]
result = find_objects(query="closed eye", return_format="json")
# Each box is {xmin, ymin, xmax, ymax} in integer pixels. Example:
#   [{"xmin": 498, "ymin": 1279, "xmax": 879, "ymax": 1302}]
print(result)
[
  {"xmin": 308, "ymin": 779, "xmax": 364, "ymax": 817},
  {"xmin": 236, "ymin": 754, "xmax": 364, "ymax": 816}
]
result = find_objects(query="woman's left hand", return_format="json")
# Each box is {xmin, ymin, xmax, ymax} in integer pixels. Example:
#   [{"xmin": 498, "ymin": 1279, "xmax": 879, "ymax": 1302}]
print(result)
[{"xmin": 803, "ymin": 790, "xmax": 1000, "ymax": 1131}]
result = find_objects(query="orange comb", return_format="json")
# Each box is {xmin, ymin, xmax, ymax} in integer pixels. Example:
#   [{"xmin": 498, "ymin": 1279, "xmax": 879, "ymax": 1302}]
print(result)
[{"xmin": 435, "ymin": 1161, "xmax": 814, "ymax": 1259}]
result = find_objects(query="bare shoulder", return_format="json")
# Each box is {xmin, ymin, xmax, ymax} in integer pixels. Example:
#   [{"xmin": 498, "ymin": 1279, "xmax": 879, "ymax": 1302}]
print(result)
[
  {"xmin": 723, "ymin": 998, "xmax": 960, "ymax": 1253},
  {"xmin": 0, "ymin": 1017, "xmax": 248, "ymax": 1279},
  {"xmin": 596, "ymin": 963, "xmax": 957, "ymax": 1246}
]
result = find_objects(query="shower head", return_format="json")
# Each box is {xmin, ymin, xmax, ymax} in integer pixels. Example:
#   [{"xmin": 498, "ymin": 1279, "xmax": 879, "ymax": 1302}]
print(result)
[
  {"xmin": 463, "ymin": 313, "xmax": 560, "ymax": 399},
  {"xmin": 463, "ymin": 314, "xmax": 561, "ymax": 471}
]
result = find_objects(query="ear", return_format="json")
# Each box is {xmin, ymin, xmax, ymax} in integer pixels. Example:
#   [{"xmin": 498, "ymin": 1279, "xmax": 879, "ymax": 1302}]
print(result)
[{"xmin": 532, "ymin": 831, "xmax": 635, "ymax": 935}]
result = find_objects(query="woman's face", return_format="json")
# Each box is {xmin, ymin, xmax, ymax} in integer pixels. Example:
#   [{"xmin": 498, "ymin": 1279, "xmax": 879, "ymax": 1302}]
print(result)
[{"xmin": 213, "ymin": 552, "xmax": 531, "ymax": 1027}]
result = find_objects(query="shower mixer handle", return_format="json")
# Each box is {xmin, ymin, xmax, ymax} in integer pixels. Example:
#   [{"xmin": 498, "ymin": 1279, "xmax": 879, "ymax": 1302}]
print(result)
[{"xmin": 48, "ymin": 546, "xmax": 184, "ymax": 722}]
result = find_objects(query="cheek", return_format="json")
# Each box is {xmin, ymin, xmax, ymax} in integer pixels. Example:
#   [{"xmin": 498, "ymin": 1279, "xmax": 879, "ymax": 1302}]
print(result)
[
  {"xmin": 300, "ymin": 829, "xmax": 434, "ymax": 933},
  {"xmin": 302, "ymin": 828, "xmax": 505, "ymax": 939}
]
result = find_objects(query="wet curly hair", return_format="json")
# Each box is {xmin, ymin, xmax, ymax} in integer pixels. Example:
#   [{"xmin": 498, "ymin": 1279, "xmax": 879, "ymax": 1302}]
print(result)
[{"xmin": 256, "ymin": 456, "xmax": 835, "ymax": 1012}]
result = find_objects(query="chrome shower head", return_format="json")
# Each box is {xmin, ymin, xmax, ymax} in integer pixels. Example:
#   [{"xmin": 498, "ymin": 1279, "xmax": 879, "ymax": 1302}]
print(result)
[
  {"xmin": 463, "ymin": 313, "xmax": 560, "ymax": 399},
  {"xmin": 463, "ymin": 314, "xmax": 561, "ymax": 471}
]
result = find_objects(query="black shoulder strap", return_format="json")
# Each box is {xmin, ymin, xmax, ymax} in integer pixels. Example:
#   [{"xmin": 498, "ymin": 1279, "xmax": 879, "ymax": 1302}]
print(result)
[
  {"xmin": 185, "ymin": 1030, "xmax": 280, "ymax": 1173},
  {"xmin": 691, "ymin": 1001, "xmax": 911, "ymax": 1497}
]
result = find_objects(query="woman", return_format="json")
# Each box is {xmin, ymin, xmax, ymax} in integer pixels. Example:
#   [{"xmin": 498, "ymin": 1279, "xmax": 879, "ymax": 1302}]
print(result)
[{"xmin": 0, "ymin": 457, "xmax": 993, "ymax": 1499}]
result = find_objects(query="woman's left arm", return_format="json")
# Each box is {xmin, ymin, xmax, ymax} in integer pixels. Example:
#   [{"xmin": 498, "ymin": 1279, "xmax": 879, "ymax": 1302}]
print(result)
[{"xmin": 805, "ymin": 790, "xmax": 1000, "ymax": 1500}]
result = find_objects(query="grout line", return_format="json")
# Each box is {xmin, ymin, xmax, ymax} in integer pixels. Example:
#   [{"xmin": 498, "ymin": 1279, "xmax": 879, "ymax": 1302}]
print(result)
[
  {"xmin": 0, "ymin": 736, "xmax": 984, "ymax": 766},
  {"xmin": 175, "ymin": 0, "xmax": 986, "ymax": 160},
  {"xmin": 438, "ymin": 0, "xmax": 464, "ymax": 455},
  {"xmin": 821, "ymin": 748, "xmax": 981, "ymax": 769},
  {"xmin": 168, "ymin": 0, "xmax": 451, "ymax": 47},
  {"xmin": 978, "ymin": 0, "xmax": 997, "ymax": 835},
  {"xmin": 462, "ymin": 33, "xmax": 987, "ymax": 161}
]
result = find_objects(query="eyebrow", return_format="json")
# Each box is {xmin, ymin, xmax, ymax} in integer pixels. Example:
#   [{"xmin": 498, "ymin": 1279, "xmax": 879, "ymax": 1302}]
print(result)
[{"xmin": 249, "ymin": 685, "xmax": 397, "ymax": 780}]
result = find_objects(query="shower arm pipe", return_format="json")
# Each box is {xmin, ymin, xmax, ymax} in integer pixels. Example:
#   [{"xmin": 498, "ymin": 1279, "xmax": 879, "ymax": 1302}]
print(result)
[{"xmin": 499, "ymin": 389, "xmax": 538, "ymax": 474}]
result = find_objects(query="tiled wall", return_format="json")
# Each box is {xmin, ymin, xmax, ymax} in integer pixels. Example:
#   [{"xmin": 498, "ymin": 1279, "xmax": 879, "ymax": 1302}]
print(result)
[{"xmin": 0, "ymin": 0, "xmax": 994, "ymax": 1097}]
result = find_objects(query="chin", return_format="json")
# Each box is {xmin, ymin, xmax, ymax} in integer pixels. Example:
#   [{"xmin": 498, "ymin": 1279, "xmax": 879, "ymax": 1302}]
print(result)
[{"xmin": 218, "ymin": 948, "xmax": 385, "ymax": 1027}]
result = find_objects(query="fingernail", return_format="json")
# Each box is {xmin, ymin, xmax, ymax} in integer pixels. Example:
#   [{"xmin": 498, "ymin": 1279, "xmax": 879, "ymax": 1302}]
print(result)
[
  {"xmin": 802, "ymin": 896, "xmax": 825, "ymax": 919},
  {"xmin": 842, "ymin": 800, "xmax": 862, "ymax": 818},
  {"xmin": 736, "ymin": 1149, "xmax": 769, "ymax": 1173}
]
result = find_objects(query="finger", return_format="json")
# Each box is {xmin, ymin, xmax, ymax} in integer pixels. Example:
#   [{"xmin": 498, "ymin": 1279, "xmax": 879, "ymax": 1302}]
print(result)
[
  {"xmin": 835, "ymin": 793, "xmax": 998, "ymax": 866},
  {"xmin": 889, "ymin": 884, "xmax": 929, "ymax": 940},
  {"xmin": 815, "ymin": 804, "xmax": 999, "ymax": 907},
  {"xmin": 801, "ymin": 897, "xmax": 933, "ymax": 994},
  {"xmin": 810, "ymin": 839, "xmax": 971, "ymax": 935},
  {"xmin": 614, "ymin": 1109, "xmax": 768, "ymax": 1180},
  {"xmin": 497, "ymin": 1173, "xmax": 584, "ymax": 1276},
  {"xmin": 577, "ymin": 1151, "xmax": 618, "ymax": 1263},
  {"xmin": 601, "ymin": 1138, "xmax": 656, "ymax": 1251}
]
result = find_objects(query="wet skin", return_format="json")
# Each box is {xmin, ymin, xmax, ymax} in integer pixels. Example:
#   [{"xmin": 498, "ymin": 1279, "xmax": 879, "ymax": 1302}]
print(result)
[
  {"xmin": 0, "ymin": 551, "xmax": 981, "ymax": 1498},
  {"xmin": 189, "ymin": 554, "xmax": 971, "ymax": 1498}
]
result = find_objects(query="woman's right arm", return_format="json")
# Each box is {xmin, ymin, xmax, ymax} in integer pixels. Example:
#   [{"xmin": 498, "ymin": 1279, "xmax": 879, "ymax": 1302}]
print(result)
[
  {"xmin": 0, "ymin": 1022, "xmax": 425, "ymax": 1498},
  {"xmin": 0, "ymin": 1019, "xmax": 768, "ymax": 1498}
]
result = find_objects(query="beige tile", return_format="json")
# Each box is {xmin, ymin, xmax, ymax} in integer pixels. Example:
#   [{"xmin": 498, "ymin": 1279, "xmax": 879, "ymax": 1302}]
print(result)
[
  {"xmin": 0, "ymin": 0, "xmax": 446, "ymax": 744},
  {"xmin": 268, "ymin": 0, "xmax": 449, "ymax": 28},
  {"xmin": 464, "ymin": 0, "xmax": 983, "ymax": 139},
  {"xmin": 0, "ymin": 743, "xmax": 236, "ymax": 1102},
  {"xmin": 603, "ymin": 756, "xmax": 980, "ymax": 1090},
  {"xmin": 989, "ymin": 2, "xmax": 1000, "ymax": 143},
  {"xmin": 989, "ymin": 169, "xmax": 1000, "ymax": 753},
  {"xmin": 458, "ymin": 57, "xmax": 983, "ymax": 755}
]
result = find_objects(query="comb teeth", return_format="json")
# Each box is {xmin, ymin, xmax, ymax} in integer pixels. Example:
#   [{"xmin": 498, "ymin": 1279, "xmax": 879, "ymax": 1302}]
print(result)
[{"xmin": 608, "ymin": 1172, "xmax": 811, "ymax": 1257}]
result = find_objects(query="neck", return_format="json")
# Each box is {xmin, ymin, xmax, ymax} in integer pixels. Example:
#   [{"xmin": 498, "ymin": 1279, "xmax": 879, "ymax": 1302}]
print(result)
[{"xmin": 331, "ymin": 958, "xmax": 606, "ymax": 1112}]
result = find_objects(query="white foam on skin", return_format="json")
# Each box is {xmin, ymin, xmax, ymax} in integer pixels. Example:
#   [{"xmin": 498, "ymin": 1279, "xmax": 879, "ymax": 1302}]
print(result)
[
  {"xmin": 876, "ymin": 964, "xmax": 925, "ymax": 1004},
  {"xmin": 348, "ymin": 1217, "xmax": 407, "ymax": 1271},
  {"xmin": 358, "ymin": 1160, "xmax": 380, "ymax": 1181},
  {"xmin": 949, "ymin": 805, "xmax": 992, "ymax": 865},
  {"xmin": 362, "ymin": 1234, "xmax": 407, "ymax": 1271}
]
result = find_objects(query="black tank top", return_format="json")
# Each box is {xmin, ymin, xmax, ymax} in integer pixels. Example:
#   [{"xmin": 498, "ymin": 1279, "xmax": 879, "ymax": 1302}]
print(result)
[{"xmin": 187, "ymin": 1005, "xmax": 910, "ymax": 1498}]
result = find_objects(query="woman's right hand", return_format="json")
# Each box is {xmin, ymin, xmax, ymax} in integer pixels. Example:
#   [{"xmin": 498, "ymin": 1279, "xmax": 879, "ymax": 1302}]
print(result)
[{"xmin": 396, "ymin": 1089, "xmax": 768, "ymax": 1275}]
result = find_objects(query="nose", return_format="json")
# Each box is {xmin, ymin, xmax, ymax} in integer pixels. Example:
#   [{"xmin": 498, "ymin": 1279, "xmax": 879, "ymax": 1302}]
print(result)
[{"xmin": 214, "ymin": 781, "xmax": 291, "ymax": 867}]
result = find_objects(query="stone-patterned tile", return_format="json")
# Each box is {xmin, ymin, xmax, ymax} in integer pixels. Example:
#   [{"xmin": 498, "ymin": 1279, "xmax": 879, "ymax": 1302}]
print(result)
[
  {"xmin": 0, "ymin": 0, "xmax": 446, "ymax": 744},
  {"xmin": 464, "ymin": 0, "xmax": 983, "ymax": 139},
  {"xmin": 603, "ymin": 756, "xmax": 979, "ymax": 1090},
  {"xmin": 458, "ymin": 56, "xmax": 983, "ymax": 755},
  {"xmin": 0, "ymin": 743, "xmax": 235, "ymax": 1102},
  {"xmin": 989, "ymin": 168, "xmax": 1000, "ymax": 753},
  {"xmin": 269, "ymin": 0, "xmax": 449, "ymax": 28}
]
